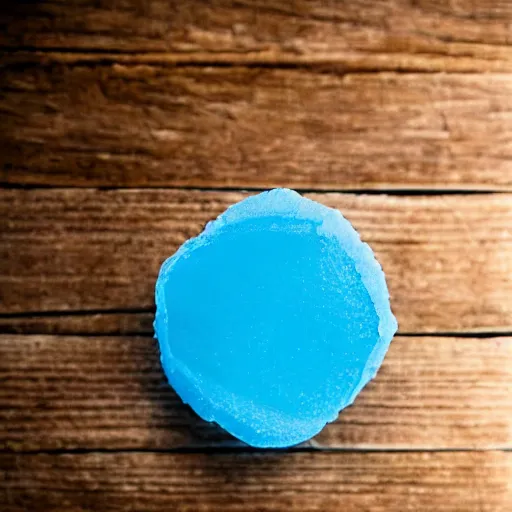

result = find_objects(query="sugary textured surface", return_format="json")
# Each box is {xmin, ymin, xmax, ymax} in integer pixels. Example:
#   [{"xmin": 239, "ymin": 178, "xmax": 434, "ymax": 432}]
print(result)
[{"xmin": 155, "ymin": 189, "xmax": 398, "ymax": 448}]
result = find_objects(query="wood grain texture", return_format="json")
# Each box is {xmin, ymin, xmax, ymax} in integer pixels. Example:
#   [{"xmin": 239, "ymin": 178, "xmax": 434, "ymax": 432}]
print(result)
[
  {"xmin": 2, "ymin": 2, "xmax": 511, "ymax": 509},
  {"xmin": 1, "ymin": 189, "xmax": 511, "ymax": 333},
  {"xmin": 2, "ymin": 451, "xmax": 511, "ymax": 512},
  {"xmin": 1, "ymin": 334, "xmax": 511, "ymax": 451},
  {"xmin": 2, "ymin": 64, "xmax": 512, "ymax": 190},
  {"xmin": 2, "ymin": 0, "xmax": 512, "ymax": 72},
  {"xmin": 0, "ymin": 311, "xmax": 155, "ymax": 336}
]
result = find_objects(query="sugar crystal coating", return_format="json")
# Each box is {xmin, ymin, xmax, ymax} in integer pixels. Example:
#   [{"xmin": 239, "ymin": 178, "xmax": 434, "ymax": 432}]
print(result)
[{"xmin": 155, "ymin": 188, "xmax": 397, "ymax": 447}]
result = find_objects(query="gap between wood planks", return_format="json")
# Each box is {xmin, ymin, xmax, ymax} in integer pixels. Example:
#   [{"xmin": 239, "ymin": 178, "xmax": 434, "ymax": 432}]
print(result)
[
  {"xmin": 0, "ymin": 183, "xmax": 506, "ymax": 194},
  {"xmin": 1, "ymin": 309, "xmax": 512, "ymax": 338},
  {"xmin": 7, "ymin": 447, "xmax": 512, "ymax": 455},
  {"xmin": 3, "ymin": 49, "xmax": 511, "ymax": 74}
]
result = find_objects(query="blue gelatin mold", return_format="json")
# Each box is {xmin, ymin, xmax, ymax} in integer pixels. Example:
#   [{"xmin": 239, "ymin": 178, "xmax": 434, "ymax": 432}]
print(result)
[{"xmin": 155, "ymin": 188, "xmax": 398, "ymax": 447}]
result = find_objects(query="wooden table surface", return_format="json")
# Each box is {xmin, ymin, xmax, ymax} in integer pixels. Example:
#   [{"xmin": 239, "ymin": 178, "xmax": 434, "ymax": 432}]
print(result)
[{"xmin": 1, "ymin": 1, "xmax": 511, "ymax": 511}]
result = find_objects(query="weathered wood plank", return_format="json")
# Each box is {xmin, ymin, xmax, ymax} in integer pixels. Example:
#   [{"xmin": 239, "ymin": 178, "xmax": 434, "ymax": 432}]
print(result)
[
  {"xmin": 1, "ymin": 189, "xmax": 511, "ymax": 333},
  {"xmin": 1, "ymin": 334, "xmax": 510, "ymax": 451},
  {"xmin": 2, "ymin": 451, "xmax": 511, "ymax": 512},
  {"xmin": 2, "ymin": 0, "xmax": 512, "ymax": 72},
  {"xmin": 0, "ymin": 311, "xmax": 155, "ymax": 336},
  {"xmin": 2, "ymin": 64, "xmax": 512, "ymax": 190}
]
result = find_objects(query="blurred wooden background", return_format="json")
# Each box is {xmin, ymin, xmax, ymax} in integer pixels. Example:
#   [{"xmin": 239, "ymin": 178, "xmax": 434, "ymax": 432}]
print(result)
[{"xmin": 1, "ymin": 1, "xmax": 511, "ymax": 510}]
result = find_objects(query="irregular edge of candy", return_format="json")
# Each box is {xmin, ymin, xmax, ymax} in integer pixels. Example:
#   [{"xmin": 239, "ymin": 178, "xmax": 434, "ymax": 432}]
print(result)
[
  {"xmin": 318, "ymin": 201, "xmax": 399, "ymax": 407},
  {"xmin": 154, "ymin": 188, "xmax": 398, "ymax": 448}
]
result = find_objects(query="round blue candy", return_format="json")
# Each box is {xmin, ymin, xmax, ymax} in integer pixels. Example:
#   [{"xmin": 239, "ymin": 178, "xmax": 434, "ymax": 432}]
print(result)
[{"xmin": 155, "ymin": 188, "xmax": 397, "ymax": 447}]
